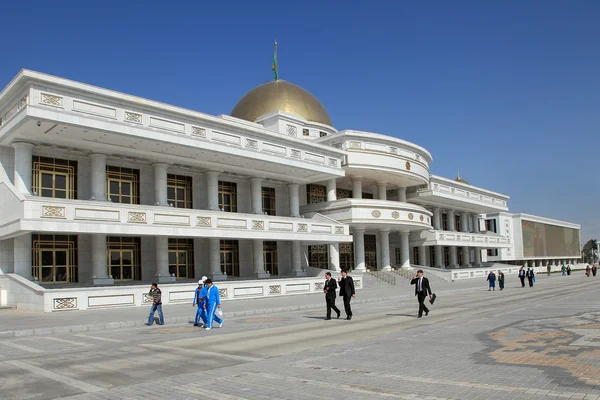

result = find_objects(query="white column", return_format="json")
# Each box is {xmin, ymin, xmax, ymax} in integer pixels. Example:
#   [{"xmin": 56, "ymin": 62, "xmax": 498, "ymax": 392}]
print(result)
[
  {"xmin": 380, "ymin": 229, "xmax": 391, "ymax": 271},
  {"xmin": 288, "ymin": 183, "xmax": 300, "ymax": 217},
  {"xmin": 461, "ymin": 245, "xmax": 470, "ymax": 267},
  {"xmin": 377, "ymin": 182, "xmax": 387, "ymax": 201},
  {"xmin": 250, "ymin": 178, "xmax": 263, "ymax": 214},
  {"xmin": 472, "ymin": 214, "xmax": 479, "ymax": 233},
  {"xmin": 354, "ymin": 229, "xmax": 366, "ymax": 272},
  {"xmin": 326, "ymin": 179, "xmax": 337, "ymax": 202},
  {"xmin": 352, "ymin": 177, "xmax": 363, "ymax": 199},
  {"xmin": 206, "ymin": 171, "xmax": 220, "ymax": 211},
  {"xmin": 253, "ymin": 239, "xmax": 269, "ymax": 278},
  {"xmin": 418, "ymin": 246, "xmax": 427, "ymax": 267},
  {"xmin": 290, "ymin": 241, "xmax": 306, "ymax": 276},
  {"xmin": 155, "ymin": 236, "xmax": 174, "ymax": 283},
  {"xmin": 399, "ymin": 232, "xmax": 410, "ymax": 269},
  {"xmin": 460, "ymin": 212, "xmax": 469, "ymax": 233},
  {"xmin": 13, "ymin": 234, "xmax": 32, "ymax": 280},
  {"xmin": 153, "ymin": 163, "xmax": 169, "ymax": 206},
  {"xmin": 433, "ymin": 207, "xmax": 441, "ymax": 230},
  {"xmin": 329, "ymin": 243, "xmax": 340, "ymax": 271},
  {"xmin": 447, "ymin": 210, "xmax": 456, "ymax": 231},
  {"xmin": 434, "ymin": 245, "xmax": 444, "ymax": 268},
  {"xmin": 89, "ymin": 153, "xmax": 107, "ymax": 201},
  {"xmin": 91, "ymin": 234, "xmax": 113, "ymax": 284},
  {"xmin": 208, "ymin": 238, "xmax": 226, "ymax": 280},
  {"xmin": 449, "ymin": 246, "xmax": 458, "ymax": 268},
  {"xmin": 397, "ymin": 187, "xmax": 407, "ymax": 203},
  {"xmin": 12, "ymin": 142, "xmax": 34, "ymax": 195},
  {"xmin": 473, "ymin": 247, "xmax": 481, "ymax": 266}
]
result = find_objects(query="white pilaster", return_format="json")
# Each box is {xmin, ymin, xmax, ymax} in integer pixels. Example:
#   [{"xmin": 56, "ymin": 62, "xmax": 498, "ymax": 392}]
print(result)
[
  {"xmin": 155, "ymin": 236, "xmax": 174, "ymax": 283},
  {"xmin": 418, "ymin": 245, "xmax": 427, "ymax": 267},
  {"xmin": 473, "ymin": 247, "xmax": 481, "ymax": 266},
  {"xmin": 253, "ymin": 239, "xmax": 269, "ymax": 278},
  {"xmin": 434, "ymin": 245, "xmax": 444, "ymax": 268},
  {"xmin": 288, "ymin": 183, "xmax": 300, "ymax": 217},
  {"xmin": 329, "ymin": 243, "xmax": 340, "ymax": 272},
  {"xmin": 352, "ymin": 177, "xmax": 363, "ymax": 199},
  {"xmin": 12, "ymin": 142, "xmax": 34, "ymax": 195},
  {"xmin": 250, "ymin": 178, "xmax": 263, "ymax": 214},
  {"xmin": 326, "ymin": 179, "xmax": 337, "ymax": 202},
  {"xmin": 90, "ymin": 153, "xmax": 107, "ymax": 201},
  {"xmin": 432, "ymin": 207, "xmax": 441, "ymax": 230},
  {"xmin": 397, "ymin": 187, "xmax": 407, "ymax": 203},
  {"xmin": 354, "ymin": 229, "xmax": 366, "ymax": 272},
  {"xmin": 14, "ymin": 234, "xmax": 32, "ymax": 280},
  {"xmin": 380, "ymin": 229, "xmax": 391, "ymax": 271},
  {"xmin": 377, "ymin": 182, "xmax": 387, "ymax": 201},
  {"xmin": 399, "ymin": 232, "xmax": 410, "ymax": 269},
  {"xmin": 206, "ymin": 171, "xmax": 220, "ymax": 211},
  {"xmin": 208, "ymin": 238, "xmax": 227, "ymax": 280},
  {"xmin": 290, "ymin": 241, "xmax": 306, "ymax": 276},
  {"xmin": 447, "ymin": 210, "xmax": 456, "ymax": 231},
  {"xmin": 461, "ymin": 245, "xmax": 470, "ymax": 267},
  {"xmin": 91, "ymin": 234, "xmax": 113, "ymax": 285},
  {"xmin": 449, "ymin": 246, "xmax": 458, "ymax": 268},
  {"xmin": 460, "ymin": 212, "xmax": 469, "ymax": 233},
  {"xmin": 153, "ymin": 163, "xmax": 169, "ymax": 206}
]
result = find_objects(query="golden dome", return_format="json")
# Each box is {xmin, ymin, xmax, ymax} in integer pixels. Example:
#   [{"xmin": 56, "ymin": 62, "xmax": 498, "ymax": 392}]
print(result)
[{"xmin": 231, "ymin": 80, "xmax": 333, "ymax": 126}]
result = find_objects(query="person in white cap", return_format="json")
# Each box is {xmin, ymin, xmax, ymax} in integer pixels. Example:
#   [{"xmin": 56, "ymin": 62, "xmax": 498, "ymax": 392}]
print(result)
[{"xmin": 192, "ymin": 276, "xmax": 208, "ymax": 327}]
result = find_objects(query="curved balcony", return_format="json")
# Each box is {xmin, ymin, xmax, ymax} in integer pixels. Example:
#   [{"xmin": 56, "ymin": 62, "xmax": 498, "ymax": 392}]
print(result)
[{"xmin": 300, "ymin": 199, "xmax": 433, "ymax": 231}]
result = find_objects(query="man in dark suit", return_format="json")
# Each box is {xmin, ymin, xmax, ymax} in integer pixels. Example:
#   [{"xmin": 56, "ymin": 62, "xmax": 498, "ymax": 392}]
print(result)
[
  {"xmin": 324, "ymin": 272, "xmax": 341, "ymax": 320},
  {"xmin": 337, "ymin": 269, "xmax": 355, "ymax": 320},
  {"xmin": 410, "ymin": 269, "xmax": 432, "ymax": 318}
]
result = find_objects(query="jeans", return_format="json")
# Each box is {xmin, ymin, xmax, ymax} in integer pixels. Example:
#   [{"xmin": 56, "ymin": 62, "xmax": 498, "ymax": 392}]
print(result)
[{"xmin": 148, "ymin": 304, "xmax": 164, "ymax": 325}]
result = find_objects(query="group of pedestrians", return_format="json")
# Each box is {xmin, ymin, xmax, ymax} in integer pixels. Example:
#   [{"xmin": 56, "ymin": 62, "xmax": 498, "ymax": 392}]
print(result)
[
  {"xmin": 145, "ymin": 277, "xmax": 224, "ymax": 331},
  {"xmin": 585, "ymin": 264, "xmax": 597, "ymax": 277},
  {"xmin": 324, "ymin": 269, "xmax": 356, "ymax": 320},
  {"xmin": 486, "ymin": 270, "xmax": 505, "ymax": 291}
]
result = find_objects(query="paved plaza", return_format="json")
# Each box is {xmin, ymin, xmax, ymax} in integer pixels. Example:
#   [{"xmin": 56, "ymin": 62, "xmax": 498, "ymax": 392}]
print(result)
[{"xmin": 1, "ymin": 273, "xmax": 600, "ymax": 399}]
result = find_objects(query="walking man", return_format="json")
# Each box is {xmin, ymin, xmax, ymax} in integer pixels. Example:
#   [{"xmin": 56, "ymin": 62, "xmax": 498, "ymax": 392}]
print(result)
[
  {"xmin": 192, "ymin": 276, "xmax": 208, "ymax": 327},
  {"xmin": 498, "ymin": 270, "xmax": 505, "ymax": 291},
  {"xmin": 324, "ymin": 272, "xmax": 341, "ymax": 320},
  {"xmin": 518, "ymin": 267, "xmax": 526, "ymax": 287},
  {"xmin": 547, "ymin": 263, "xmax": 551, "ymax": 276},
  {"xmin": 410, "ymin": 269, "xmax": 432, "ymax": 318},
  {"xmin": 526, "ymin": 268, "xmax": 534, "ymax": 287},
  {"xmin": 487, "ymin": 270, "xmax": 496, "ymax": 291},
  {"xmin": 203, "ymin": 279, "xmax": 223, "ymax": 331},
  {"xmin": 146, "ymin": 283, "xmax": 164, "ymax": 326},
  {"xmin": 337, "ymin": 269, "xmax": 355, "ymax": 320}
]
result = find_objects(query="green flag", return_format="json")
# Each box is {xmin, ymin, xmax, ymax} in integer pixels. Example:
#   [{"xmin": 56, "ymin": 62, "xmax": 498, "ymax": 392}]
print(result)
[{"xmin": 272, "ymin": 42, "xmax": 278, "ymax": 80}]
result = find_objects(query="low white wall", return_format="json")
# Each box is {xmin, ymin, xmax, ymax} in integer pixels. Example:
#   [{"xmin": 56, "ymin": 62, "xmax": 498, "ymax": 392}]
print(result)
[{"xmin": 1, "ymin": 274, "xmax": 364, "ymax": 313}]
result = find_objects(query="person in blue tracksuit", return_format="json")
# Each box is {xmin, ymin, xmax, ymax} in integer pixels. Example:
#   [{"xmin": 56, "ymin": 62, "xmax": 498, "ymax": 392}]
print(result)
[
  {"xmin": 192, "ymin": 276, "xmax": 208, "ymax": 327},
  {"xmin": 203, "ymin": 278, "xmax": 223, "ymax": 331}
]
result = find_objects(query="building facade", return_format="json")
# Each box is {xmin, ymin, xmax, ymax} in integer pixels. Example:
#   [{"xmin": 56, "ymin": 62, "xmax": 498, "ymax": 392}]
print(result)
[{"xmin": 0, "ymin": 71, "xmax": 581, "ymax": 297}]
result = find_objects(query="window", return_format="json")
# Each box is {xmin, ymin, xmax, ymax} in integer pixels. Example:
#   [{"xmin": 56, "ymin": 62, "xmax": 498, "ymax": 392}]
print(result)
[
  {"xmin": 302, "ymin": 128, "xmax": 310, "ymax": 136},
  {"xmin": 220, "ymin": 240, "xmax": 239, "ymax": 276},
  {"xmin": 442, "ymin": 213, "xmax": 448, "ymax": 231},
  {"xmin": 306, "ymin": 184, "xmax": 326, "ymax": 204},
  {"xmin": 107, "ymin": 237, "xmax": 141, "ymax": 281},
  {"xmin": 340, "ymin": 242, "xmax": 354, "ymax": 271},
  {"xmin": 308, "ymin": 244, "xmax": 329, "ymax": 269},
  {"xmin": 319, "ymin": 131, "xmax": 327, "ymax": 137},
  {"xmin": 106, "ymin": 166, "xmax": 140, "ymax": 204},
  {"xmin": 32, "ymin": 156, "xmax": 77, "ymax": 199},
  {"xmin": 412, "ymin": 247, "xmax": 420, "ymax": 265},
  {"xmin": 362, "ymin": 192, "xmax": 374, "ymax": 199},
  {"xmin": 395, "ymin": 248, "xmax": 402, "ymax": 265},
  {"xmin": 262, "ymin": 187, "xmax": 276, "ymax": 216},
  {"xmin": 167, "ymin": 174, "xmax": 193, "ymax": 209},
  {"xmin": 32, "ymin": 234, "xmax": 78, "ymax": 283},
  {"xmin": 364, "ymin": 234, "xmax": 377, "ymax": 270},
  {"xmin": 336, "ymin": 188, "xmax": 352, "ymax": 199},
  {"xmin": 443, "ymin": 246, "xmax": 450, "ymax": 267},
  {"xmin": 485, "ymin": 219, "xmax": 497, "ymax": 233},
  {"xmin": 218, "ymin": 181, "xmax": 237, "ymax": 212},
  {"xmin": 168, "ymin": 238, "xmax": 194, "ymax": 279},
  {"xmin": 487, "ymin": 249, "xmax": 499, "ymax": 257},
  {"xmin": 263, "ymin": 241, "xmax": 278, "ymax": 275},
  {"xmin": 455, "ymin": 215, "xmax": 461, "ymax": 232},
  {"xmin": 429, "ymin": 246, "xmax": 436, "ymax": 267}
]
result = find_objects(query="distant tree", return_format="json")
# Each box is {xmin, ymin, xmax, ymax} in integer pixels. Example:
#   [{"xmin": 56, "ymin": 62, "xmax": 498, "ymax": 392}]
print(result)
[{"xmin": 583, "ymin": 239, "xmax": 597, "ymax": 263}]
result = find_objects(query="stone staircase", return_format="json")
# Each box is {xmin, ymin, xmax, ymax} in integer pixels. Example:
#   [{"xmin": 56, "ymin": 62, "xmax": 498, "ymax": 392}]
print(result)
[{"xmin": 364, "ymin": 270, "xmax": 397, "ymax": 287}]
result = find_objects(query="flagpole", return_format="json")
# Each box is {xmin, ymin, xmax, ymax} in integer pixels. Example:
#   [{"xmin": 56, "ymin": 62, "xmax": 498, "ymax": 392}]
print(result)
[{"xmin": 274, "ymin": 39, "xmax": 278, "ymax": 81}]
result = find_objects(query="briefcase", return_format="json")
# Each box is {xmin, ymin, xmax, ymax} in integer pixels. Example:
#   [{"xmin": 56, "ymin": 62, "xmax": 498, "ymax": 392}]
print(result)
[{"xmin": 429, "ymin": 293, "xmax": 437, "ymax": 305}]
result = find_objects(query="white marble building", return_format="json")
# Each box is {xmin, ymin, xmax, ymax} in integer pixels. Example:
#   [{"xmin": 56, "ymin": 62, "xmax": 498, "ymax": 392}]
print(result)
[{"xmin": 0, "ymin": 70, "xmax": 581, "ymax": 311}]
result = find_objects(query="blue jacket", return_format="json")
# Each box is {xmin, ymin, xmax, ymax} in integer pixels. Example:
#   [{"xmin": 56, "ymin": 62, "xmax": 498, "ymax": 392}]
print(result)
[
  {"xmin": 204, "ymin": 285, "xmax": 221, "ymax": 305},
  {"xmin": 193, "ymin": 286, "xmax": 207, "ymax": 306}
]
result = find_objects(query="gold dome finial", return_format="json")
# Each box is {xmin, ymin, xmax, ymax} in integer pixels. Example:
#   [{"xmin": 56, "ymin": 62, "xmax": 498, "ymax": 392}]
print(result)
[{"xmin": 454, "ymin": 169, "xmax": 470, "ymax": 185}]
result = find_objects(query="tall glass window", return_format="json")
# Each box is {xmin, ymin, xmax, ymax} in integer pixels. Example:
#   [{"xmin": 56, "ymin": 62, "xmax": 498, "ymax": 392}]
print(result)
[
  {"xmin": 32, "ymin": 156, "xmax": 77, "ymax": 199},
  {"xmin": 218, "ymin": 181, "xmax": 237, "ymax": 212},
  {"xmin": 32, "ymin": 234, "xmax": 78, "ymax": 283},
  {"xmin": 340, "ymin": 242, "xmax": 354, "ymax": 270},
  {"xmin": 308, "ymin": 244, "xmax": 328, "ymax": 269},
  {"xmin": 306, "ymin": 184, "xmax": 326, "ymax": 204},
  {"xmin": 106, "ymin": 166, "xmax": 140, "ymax": 204},
  {"xmin": 220, "ymin": 240, "xmax": 239, "ymax": 276},
  {"xmin": 262, "ymin": 187, "xmax": 276, "ymax": 216},
  {"xmin": 167, "ymin": 174, "xmax": 193, "ymax": 209},
  {"xmin": 263, "ymin": 241, "xmax": 278, "ymax": 275},
  {"xmin": 169, "ymin": 238, "xmax": 194, "ymax": 279},
  {"xmin": 107, "ymin": 237, "xmax": 141, "ymax": 280}
]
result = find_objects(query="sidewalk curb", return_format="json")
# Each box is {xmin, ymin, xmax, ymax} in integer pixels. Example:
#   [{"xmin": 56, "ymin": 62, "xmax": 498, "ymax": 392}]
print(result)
[{"xmin": 0, "ymin": 295, "xmax": 409, "ymax": 339}]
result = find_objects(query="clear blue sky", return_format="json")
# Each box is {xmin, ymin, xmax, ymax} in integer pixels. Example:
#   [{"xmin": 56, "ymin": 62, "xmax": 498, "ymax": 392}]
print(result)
[{"xmin": 2, "ymin": 1, "xmax": 598, "ymax": 242}]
